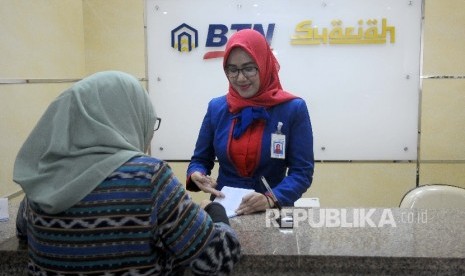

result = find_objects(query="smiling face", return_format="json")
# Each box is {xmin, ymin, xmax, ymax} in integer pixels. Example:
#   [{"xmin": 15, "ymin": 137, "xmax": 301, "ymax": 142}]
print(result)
[{"xmin": 225, "ymin": 48, "xmax": 261, "ymax": 99}]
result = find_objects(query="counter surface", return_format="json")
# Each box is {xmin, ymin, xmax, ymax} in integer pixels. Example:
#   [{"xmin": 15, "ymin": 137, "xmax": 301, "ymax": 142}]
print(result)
[
  {"xmin": 1, "ymin": 207, "xmax": 464, "ymax": 275},
  {"xmin": 227, "ymin": 208, "xmax": 465, "ymax": 275}
]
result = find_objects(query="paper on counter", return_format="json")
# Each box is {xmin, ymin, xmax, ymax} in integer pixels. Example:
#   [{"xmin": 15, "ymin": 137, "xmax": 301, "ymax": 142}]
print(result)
[
  {"xmin": 214, "ymin": 186, "xmax": 254, "ymax": 218},
  {"xmin": 294, "ymin": 197, "xmax": 320, "ymax": 208},
  {"xmin": 0, "ymin": 198, "xmax": 9, "ymax": 222}
]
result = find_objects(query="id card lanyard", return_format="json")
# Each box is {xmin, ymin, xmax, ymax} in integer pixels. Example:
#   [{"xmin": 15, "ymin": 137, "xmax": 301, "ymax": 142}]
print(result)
[{"xmin": 271, "ymin": 122, "xmax": 285, "ymax": 159}]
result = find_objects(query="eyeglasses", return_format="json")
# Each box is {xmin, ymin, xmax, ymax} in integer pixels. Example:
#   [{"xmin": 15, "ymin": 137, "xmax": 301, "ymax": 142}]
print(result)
[
  {"xmin": 225, "ymin": 66, "xmax": 258, "ymax": 78},
  {"xmin": 154, "ymin": 118, "xmax": 162, "ymax": 131}
]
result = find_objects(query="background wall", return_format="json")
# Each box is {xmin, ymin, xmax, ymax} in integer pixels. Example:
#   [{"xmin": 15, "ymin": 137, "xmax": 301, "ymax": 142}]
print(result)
[{"xmin": 1, "ymin": 0, "xmax": 464, "ymax": 207}]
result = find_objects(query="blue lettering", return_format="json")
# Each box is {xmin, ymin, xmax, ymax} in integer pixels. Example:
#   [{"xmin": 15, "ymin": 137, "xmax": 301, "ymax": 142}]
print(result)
[
  {"xmin": 252, "ymin": 24, "xmax": 275, "ymax": 45},
  {"xmin": 206, "ymin": 23, "xmax": 276, "ymax": 48},
  {"xmin": 230, "ymin": 24, "xmax": 253, "ymax": 32},
  {"xmin": 205, "ymin": 24, "xmax": 228, "ymax": 47}
]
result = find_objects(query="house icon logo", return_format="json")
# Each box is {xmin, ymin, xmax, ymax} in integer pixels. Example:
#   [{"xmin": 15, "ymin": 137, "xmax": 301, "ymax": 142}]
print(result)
[{"xmin": 171, "ymin": 23, "xmax": 198, "ymax": 52}]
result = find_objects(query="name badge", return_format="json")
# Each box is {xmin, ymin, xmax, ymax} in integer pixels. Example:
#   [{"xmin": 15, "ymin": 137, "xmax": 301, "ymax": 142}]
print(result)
[{"xmin": 271, "ymin": 122, "xmax": 285, "ymax": 159}]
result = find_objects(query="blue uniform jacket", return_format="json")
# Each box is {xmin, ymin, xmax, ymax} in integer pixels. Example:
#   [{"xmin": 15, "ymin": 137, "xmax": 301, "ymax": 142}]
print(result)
[{"xmin": 187, "ymin": 95, "xmax": 314, "ymax": 206}]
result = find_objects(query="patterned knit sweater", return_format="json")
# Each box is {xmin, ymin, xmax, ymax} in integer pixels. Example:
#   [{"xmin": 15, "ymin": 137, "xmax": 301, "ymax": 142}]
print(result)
[{"xmin": 24, "ymin": 156, "xmax": 241, "ymax": 275}]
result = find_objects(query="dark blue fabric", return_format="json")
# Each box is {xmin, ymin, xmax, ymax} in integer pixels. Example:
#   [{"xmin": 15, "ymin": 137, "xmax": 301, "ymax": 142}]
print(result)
[
  {"xmin": 16, "ymin": 197, "xmax": 28, "ymax": 241},
  {"xmin": 187, "ymin": 96, "xmax": 314, "ymax": 207},
  {"xmin": 232, "ymin": 107, "xmax": 270, "ymax": 139}
]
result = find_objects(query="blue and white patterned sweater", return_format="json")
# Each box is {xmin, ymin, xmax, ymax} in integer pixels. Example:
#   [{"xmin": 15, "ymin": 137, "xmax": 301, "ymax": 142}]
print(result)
[{"xmin": 24, "ymin": 156, "xmax": 240, "ymax": 275}]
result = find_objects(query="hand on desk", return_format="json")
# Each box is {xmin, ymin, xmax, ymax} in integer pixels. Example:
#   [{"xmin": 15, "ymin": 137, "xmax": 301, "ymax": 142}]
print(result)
[
  {"xmin": 191, "ymin": 172, "xmax": 225, "ymax": 198},
  {"xmin": 236, "ymin": 192, "xmax": 271, "ymax": 215}
]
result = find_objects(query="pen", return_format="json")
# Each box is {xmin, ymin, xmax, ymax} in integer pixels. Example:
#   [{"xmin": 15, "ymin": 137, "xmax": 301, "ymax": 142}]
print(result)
[{"xmin": 260, "ymin": 176, "xmax": 282, "ymax": 210}]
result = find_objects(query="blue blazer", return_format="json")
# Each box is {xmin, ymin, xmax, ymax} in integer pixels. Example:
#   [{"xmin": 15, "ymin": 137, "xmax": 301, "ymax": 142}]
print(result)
[{"xmin": 187, "ymin": 96, "xmax": 314, "ymax": 206}]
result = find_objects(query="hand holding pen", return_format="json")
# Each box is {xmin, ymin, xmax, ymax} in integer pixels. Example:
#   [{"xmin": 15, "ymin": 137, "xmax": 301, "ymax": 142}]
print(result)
[
  {"xmin": 233, "ymin": 176, "xmax": 282, "ymax": 216},
  {"xmin": 261, "ymin": 176, "xmax": 282, "ymax": 210},
  {"xmin": 235, "ymin": 192, "xmax": 271, "ymax": 215}
]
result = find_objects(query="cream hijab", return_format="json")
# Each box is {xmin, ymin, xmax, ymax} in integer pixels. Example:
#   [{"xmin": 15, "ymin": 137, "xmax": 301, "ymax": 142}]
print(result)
[{"xmin": 13, "ymin": 71, "xmax": 156, "ymax": 214}]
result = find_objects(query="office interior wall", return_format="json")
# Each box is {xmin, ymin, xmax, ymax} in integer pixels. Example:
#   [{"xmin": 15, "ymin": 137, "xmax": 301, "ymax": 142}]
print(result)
[
  {"xmin": 0, "ymin": 0, "xmax": 85, "ymax": 196},
  {"xmin": 1, "ymin": 0, "xmax": 464, "ymax": 207},
  {"xmin": 0, "ymin": 0, "xmax": 85, "ymax": 79},
  {"xmin": 82, "ymin": 0, "xmax": 146, "ymax": 78},
  {"xmin": 418, "ymin": 0, "xmax": 465, "ymax": 189}
]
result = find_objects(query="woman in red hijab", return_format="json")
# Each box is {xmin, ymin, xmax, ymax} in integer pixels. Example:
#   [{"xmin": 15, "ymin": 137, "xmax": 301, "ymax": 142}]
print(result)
[{"xmin": 187, "ymin": 29, "xmax": 314, "ymax": 215}]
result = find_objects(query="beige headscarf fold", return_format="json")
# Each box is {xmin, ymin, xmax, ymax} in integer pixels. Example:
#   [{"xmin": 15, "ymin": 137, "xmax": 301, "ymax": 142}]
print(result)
[{"xmin": 13, "ymin": 71, "xmax": 156, "ymax": 214}]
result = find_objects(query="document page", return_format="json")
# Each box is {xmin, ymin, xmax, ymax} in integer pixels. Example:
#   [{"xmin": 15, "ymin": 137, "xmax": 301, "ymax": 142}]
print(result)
[
  {"xmin": 0, "ymin": 198, "xmax": 9, "ymax": 222},
  {"xmin": 214, "ymin": 186, "xmax": 254, "ymax": 217}
]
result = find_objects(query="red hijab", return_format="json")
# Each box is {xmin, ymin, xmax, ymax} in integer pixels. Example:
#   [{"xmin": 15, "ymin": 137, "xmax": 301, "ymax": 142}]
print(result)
[
  {"xmin": 224, "ymin": 29, "xmax": 296, "ymax": 113},
  {"xmin": 223, "ymin": 29, "xmax": 297, "ymax": 177}
]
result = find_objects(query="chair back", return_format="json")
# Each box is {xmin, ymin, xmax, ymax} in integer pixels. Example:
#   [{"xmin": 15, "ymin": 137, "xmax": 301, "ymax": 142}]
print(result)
[{"xmin": 399, "ymin": 184, "xmax": 465, "ymax": 208}]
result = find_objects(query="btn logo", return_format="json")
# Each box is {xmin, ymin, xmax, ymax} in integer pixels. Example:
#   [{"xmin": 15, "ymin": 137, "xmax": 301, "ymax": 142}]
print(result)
[
  {"xmin": 171, "ymin": 23, "xmax": 198, "ymax": 52},
  {"xmin": 204, "ymin": 23, "xmax": 275, "ymax": 59},
  {"xmin": 170, "ymin": 23, "xmax": 276, "ymax": 58}
]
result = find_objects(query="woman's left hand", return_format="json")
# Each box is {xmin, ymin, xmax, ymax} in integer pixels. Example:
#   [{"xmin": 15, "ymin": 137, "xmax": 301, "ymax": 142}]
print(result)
[{"xmin": 235, "ymin": 192, "xmax": 269, "ymax": 215}]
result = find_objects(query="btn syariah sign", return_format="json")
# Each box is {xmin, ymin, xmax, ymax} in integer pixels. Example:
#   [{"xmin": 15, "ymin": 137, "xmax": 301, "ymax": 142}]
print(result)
[{"xmin": 291, "ymin": 18, "xmax": 395, "ymax": 45}]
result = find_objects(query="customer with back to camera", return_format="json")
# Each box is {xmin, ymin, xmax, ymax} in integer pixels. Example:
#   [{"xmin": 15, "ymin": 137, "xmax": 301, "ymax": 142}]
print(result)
[
  {"xmin": 14, "ymin": 71, "xmax": 240, "ymax": 275},
  {"xmin": 186, "ymin": 29, "xmax": 314, "ymax": 216}
]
